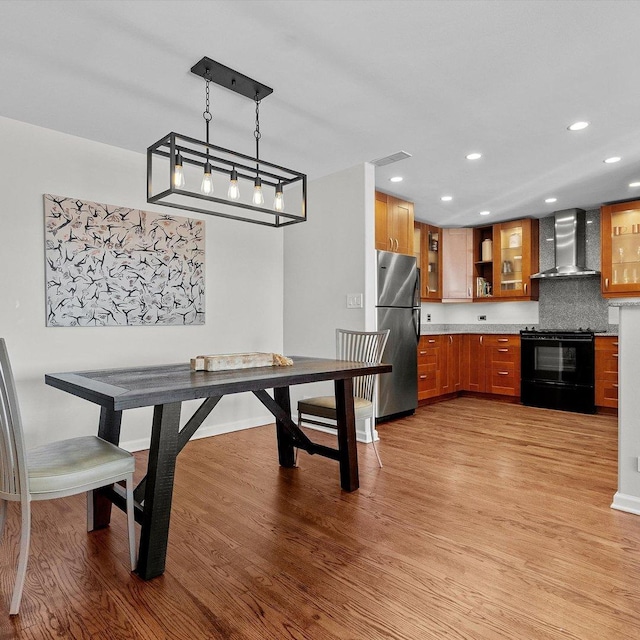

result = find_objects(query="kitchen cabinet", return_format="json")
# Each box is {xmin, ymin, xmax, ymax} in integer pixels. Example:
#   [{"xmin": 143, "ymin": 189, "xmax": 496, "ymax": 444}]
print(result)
[
  {"xmin": 493, "ymin": 219, "xmax": 539, "ymax": 301},
  {"xmin": 600, "ymin": 200, "xmax": 640, "ymax": 298},
  {"xmin": 440, "ymin": 334, "xmax": 462, "ymax": 394},
  {"xmin": 484, "ymin": 334, "xmax": 521, "ymax": 396},
  {"xmin": 375, "ymin": 191, "xmax": 414, "ymax": 255},
  {"xmin": 418, "ymin": 334, "xmax": 462, "ymax": 400},
  {"xmin": 595, "ymin": 336, "xmax": 618, "ymax": 409},
  {"xmin": 462, "ymin": 334, "xmax": 486, "ymax": 393},
  {"xmin": 442, "ymin": 227, "xmax": 473, "ymax": 301},
  {"xmin": 472, "ymin": 219, "xmax": 539, "ymax": 302},
  {"xmin": 417, "ymin": 335, "xmax": 440, "ymax": 400},
  {"xmin": 414, "ymin": 221, "xmax": 442, "ymax": 300}
]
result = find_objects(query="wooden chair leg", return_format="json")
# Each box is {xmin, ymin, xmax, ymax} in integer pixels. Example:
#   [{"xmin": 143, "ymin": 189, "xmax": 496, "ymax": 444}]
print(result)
[
  {"xmin": 10, "ymin": 500, "xmax": 31, "ymax": 615},
  {"xmin": 86, "ymin": 490, "xmax": 94, "ymax": 532},
  {"xmin": 126, "ymin": 476, "xmax": 136, "ymax": 571},
  {"xmin": 0, "ymin": 500, "xmax": 7, "ymax": 543},
  {"xmin": 369, "ymin": 418, "xmax": 383, "ymax": 468}
]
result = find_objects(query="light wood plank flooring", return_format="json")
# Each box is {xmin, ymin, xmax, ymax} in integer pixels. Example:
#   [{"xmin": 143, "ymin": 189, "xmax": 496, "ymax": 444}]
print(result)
[{"xmin": 1, "ymin": 397, "xmax": 638, "ymax": 639}]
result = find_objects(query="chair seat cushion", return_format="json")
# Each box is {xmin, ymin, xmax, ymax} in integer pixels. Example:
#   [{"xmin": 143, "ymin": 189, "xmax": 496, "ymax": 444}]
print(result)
[
  {"xmin": 298, "ymin": 396, "xmax": 372, "ymax": 420},
  {"xmin": 27, "ymin": 436, "xmax": 135, "ymax": 496}
]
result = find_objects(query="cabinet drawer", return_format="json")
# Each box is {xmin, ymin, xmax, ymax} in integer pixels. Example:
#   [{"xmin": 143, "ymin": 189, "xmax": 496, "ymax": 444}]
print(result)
[
  {"xmin": 596, "ymin": 381, "xmax": 618, "ymax": 408},
  {"xmin": 418, "ymin": 363, "xmax": 439, "ymax": 398},
  {"xmin": 489, "ymin": 363, "xmax": 520, "ymax": 396},
  {"xmin": 483, "ymin": 335, "xmax": 520, "ymax": 348},
  {"xmin": 488, "ymin": 345, "xmax": 519, "ymax": 365},
  {"xmin": 595, "ymin": 336, "xmax": 619, "ymax": 353},
  {"xmin": 418, "ymin": 336, "xmax": 441, "ymax": 364}
]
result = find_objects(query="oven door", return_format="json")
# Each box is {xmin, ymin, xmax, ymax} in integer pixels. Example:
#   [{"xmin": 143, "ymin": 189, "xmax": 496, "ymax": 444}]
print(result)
[{"xmin": 521, "ymin": 336, "xmax": 594, "ymax": 386}]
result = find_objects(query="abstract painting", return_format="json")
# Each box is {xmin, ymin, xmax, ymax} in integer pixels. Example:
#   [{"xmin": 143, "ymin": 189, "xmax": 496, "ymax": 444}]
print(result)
[{"xmin": 44, "ymin": 195, "xmax": 205, "ymax": 326}]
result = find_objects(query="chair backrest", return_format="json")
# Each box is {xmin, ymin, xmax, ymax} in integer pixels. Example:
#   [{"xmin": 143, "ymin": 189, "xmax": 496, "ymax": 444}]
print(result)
[
  {"xmin": 0, "ymin": 339, "xmax": 29, "ymax": 501},
  {"xmin": 335, "ymin": 329, "xmax": 390, "ymax": 402}
]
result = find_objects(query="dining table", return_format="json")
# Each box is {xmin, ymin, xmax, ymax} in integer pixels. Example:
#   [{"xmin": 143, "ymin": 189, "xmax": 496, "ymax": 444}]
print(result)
[{"xmin": 45, "ymin": 355, "xmax": 391, "ymax": 580}]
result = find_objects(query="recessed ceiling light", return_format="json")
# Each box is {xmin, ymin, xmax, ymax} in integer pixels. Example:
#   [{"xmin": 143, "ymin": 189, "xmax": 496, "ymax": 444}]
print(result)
[
  {"xmin": 479, "ymin": 210, "xmax": 490, "ymax": 216},
  {"xmin": 630, "ymin": 181, "xmax": 640, "ymax": 188},
  {"xmin": 568, "ymin": 121, "xmax": 590, "ymax": 131},
  {"xmin": 604, "ymin": 156, "xmax": 621, "ymax": 164},
  {"xmin": 466, "ymin": 152, "xmax": 482, "ymax": 160},
  {"xmin": 389, "ymin": 176, "xmax": 403, "ymax": 183},
  {"xmin": 440, "ymin": 195, "xmax": 453, "ymax": 202},
  {"xmin": 545, "ymin": 197, "xmax": 557, "ymax": 203}
]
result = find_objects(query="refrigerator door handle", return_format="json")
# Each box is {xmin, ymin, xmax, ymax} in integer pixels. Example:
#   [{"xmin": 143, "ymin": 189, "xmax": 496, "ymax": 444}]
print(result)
[
  {"xmin": 413, "ymin": 308, "xmax": 421, "ymax": 343},
  {"xmin": 413, "ymin": 268, "xmax": 421, "ymax": 307}
]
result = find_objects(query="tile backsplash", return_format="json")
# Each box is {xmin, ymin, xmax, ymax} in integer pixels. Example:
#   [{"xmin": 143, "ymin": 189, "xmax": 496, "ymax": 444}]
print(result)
[{"xmin": 537, "ymin": 209, "xmax": 609, "ymax": 330}]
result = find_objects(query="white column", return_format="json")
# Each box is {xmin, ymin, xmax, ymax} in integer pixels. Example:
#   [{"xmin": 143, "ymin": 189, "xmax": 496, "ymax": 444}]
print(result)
[{"xmin": 612, "ymin": 303, "xmax": 640, "ymax": 514}]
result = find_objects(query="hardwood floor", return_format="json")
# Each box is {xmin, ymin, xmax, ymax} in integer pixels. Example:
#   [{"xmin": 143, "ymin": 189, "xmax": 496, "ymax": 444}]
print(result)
[{"xmin": 1, "ymin": 397, "xmax": 638, "ymax": 639}]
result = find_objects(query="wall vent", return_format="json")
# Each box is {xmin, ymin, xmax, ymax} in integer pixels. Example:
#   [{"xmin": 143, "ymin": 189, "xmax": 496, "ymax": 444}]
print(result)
[{"xmin": 371, "ymin": 151, "xmax": 412, "ymax": 166}]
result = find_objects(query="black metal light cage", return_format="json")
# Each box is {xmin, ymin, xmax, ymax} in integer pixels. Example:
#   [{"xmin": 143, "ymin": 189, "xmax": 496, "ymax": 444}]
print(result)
[
  {"xmin": 147, "ymin": 132, "xmax": 307, "ymax": 227},
  {"xmin": 147, "ymin": 57, "xmax": 307, "ymax": 228}
]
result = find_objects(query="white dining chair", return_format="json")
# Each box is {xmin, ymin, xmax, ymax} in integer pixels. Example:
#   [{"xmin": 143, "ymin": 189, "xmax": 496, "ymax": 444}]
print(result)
[
  {"xmin": 297, "ymin": 329, "xmax": 390, "ymax": 468},
  {"xmin": 0, "ymin": 338, "xmax": 136, "ymax": 615}
]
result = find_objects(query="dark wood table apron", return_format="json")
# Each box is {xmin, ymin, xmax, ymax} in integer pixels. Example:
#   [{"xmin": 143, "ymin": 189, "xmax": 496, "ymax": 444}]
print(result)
[{"xmin": 45, "ymin": 356, "xmax": 391, "ymax": 580}]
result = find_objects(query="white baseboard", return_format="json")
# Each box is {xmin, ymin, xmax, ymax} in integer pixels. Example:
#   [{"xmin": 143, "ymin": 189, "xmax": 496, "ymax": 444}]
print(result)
[
  {"xmin": 611, "ymin": 492, "xmax": 640, "ymax": 516},
  {"xmin": 120, "ymin": 417, "xmax": 273, "ymax": 453}
]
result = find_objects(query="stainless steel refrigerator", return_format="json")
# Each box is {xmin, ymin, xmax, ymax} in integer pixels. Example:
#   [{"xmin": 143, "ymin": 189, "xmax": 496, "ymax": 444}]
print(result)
[{"xmin": 375, "ymin": 250, "xmax": 420, "ymax": 421}]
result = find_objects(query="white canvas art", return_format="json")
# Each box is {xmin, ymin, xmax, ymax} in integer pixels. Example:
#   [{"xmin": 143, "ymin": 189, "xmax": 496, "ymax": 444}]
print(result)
[{"xmin": 44, "ymin": 195, "xmax": 205, "ymax": 326}]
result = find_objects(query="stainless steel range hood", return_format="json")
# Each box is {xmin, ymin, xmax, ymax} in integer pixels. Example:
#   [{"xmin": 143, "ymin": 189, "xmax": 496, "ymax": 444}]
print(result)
[{"xmin": 531, "ymin": 208, "xmax": 600, "ymax": 279}]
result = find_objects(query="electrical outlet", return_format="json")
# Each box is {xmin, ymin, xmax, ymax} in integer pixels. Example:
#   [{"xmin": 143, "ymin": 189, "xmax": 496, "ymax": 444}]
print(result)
[
  {"xmin": 478, "ymin": 315, "xmax": 487, "ymax": 321},
  {"xmin": 346, "ymin": 293, "xmax": 363, "ymax": 309},
  {"xmin": 426, "ymin": 314, "xmax": 431, "ymax": 322}
]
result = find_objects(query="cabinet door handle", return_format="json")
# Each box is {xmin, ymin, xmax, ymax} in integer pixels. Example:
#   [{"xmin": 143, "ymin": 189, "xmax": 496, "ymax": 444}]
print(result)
[
  {"xmin": 389, "ymin": 237, "xmax": 393, "ymax": 251},
  {"xmin": 419, "ymin": 350, "xmax": 427, "ymax": 355},
  {"xmin": 428, "ymin": 339, "xmax": 436, "ymax": 343},
  {"xmin": 498, "ymin": 338, "xmax": 509, "ymax": 342},
  {"xmin": 613, "ymin": 383, "xmax": 619, "ymax": 388},
  {"xmin": 419, "ymin": 375, "xmax": 427, "ymax": 380},
  {"xmin": 449, "ymin": 335, "xmax": 453, "ymax": 343},
  {"xmin": 480, "ymin": 336, "xmax": 483, "ymax": 345},
  {"xmin": 395, "ymin": 238, "xmax": 399, "ymax": 251},
  {"xmin": 605, "ymin": 278, "xmax": 609, "ymax": 290},
  {"xmin": 524, "ymin": 282, "xmax": 528, "ymax": 295},
  {"xmin": 613, "ymin": 342, "xmax": 619, "ymax": 347},
  {"xmin": 498, "ymin": 371, "xmax": 509, "ymax": 376},
  {"xmin": 497, "ymin": 348, "xmax": 509, "ymax": 352},
  {"xmin": 613, "ymin": 353, "xmax": 619, "ymax": 358},
  {"xmin": 468, "ymin": 287, "xmax": 471, "ymax": 297}
]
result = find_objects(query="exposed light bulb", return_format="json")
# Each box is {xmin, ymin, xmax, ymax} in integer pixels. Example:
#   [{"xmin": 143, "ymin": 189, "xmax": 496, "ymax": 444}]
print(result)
[
  {"xmin": 200, "ymin": 162, "xmax": 214, "ymax": 195},
  {"xmin": 173, "ymin": 153, "xmax": 185, "ymax": 189},
  {"xmin": 274, "ymin": 183, "xmax": 285, "ymax": 212},
  {"xmin": 252, "ymin": 177, "xmax": 264, "ymax": 206},
  {"xmin": 228, "ymin": 168, "xmax": 240, "ymax": 200}
]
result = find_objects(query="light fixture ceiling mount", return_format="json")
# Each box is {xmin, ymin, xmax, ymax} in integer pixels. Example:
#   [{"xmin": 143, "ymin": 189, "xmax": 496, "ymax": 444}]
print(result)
[{"xmin": 147, "ymin": 57, "xmax": 306, "ymax": 227}]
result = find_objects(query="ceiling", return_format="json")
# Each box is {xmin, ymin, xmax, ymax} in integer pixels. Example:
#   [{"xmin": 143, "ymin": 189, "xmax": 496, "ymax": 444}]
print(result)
[{"xmin": 2, "ymin": 0, "xmax": 640, "ymax": 227}]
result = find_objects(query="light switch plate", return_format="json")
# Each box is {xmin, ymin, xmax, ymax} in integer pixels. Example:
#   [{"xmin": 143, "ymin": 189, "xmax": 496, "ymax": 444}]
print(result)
[{"xmin": 347, "ymin": 293, "xmax": 363, "ymax": 309}]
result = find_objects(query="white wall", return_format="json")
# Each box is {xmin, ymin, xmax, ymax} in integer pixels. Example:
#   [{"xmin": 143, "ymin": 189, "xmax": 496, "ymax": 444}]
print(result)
[
  {"xmin": 283, "ymin": 163, "xmax": 373, "ymax": 405},
  {"xmin": 0, "ymin": 116, "xmax": 283, "ymax": 450}
]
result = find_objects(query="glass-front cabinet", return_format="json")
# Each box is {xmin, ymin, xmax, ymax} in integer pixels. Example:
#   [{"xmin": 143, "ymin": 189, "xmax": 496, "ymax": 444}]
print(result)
[
  {"xmin": 494, "ymin": 218, "xmax": 539, "ymax": 301},
  {"xmin": 414, "ymin": 221, "xmax": 441, "ymax": 300},
  {"xmin": 473, "ymin": 218, "xmax": 538, "ymax": 301},
  {"xmin": 601, "ymin": 200, "xmax": 640, "ymax": 297}
]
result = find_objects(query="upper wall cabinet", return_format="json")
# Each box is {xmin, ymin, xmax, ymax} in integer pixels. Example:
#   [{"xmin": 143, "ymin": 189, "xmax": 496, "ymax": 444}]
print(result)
[
  {"xmin": 601, "ymin": 200, "xmax": 640, "ymax": 298},
  {"xmin": 473, "ymin": 218, "xmax": 539, "ymax": 302},
  {"xmin": 442, "ymin": 227, "xmax": 473, "ymax": 301},
  {"xmin": 375, "ymin": 191, "xmax": 414, "ymax": 256},
  {"xmin": 414, "ymin": 222, "xmax": 442, "ymax": 300}
]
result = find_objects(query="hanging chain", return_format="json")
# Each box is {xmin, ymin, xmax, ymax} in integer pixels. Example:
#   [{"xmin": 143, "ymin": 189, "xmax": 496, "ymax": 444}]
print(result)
[
  {"xmin": 203, "ymin": 77, "xmax": 212, "ymax": 148},
  {"xmin": 254, "ymin": 94, "xmax": 261, "ymax": 170}
]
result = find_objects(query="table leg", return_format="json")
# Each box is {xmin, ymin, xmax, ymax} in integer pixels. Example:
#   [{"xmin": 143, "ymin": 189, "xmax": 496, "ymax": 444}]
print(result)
[
  {"xmin": 335, "ymin": 378, "xmax": 359, "ymax": 492},
  {"xmin": 92, "ymin": 406, "xmax": 123, "ymax": 529},
  {"xmin": 136, "ymin": 401, "xmax": 181, "ymax": 580},
  {"xmin": 274, "ymin": 386, "xmax": 296, "ymax": 467}
]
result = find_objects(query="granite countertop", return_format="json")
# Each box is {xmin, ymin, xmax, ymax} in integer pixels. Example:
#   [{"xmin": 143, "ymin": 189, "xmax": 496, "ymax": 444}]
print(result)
[{"xmin": 420, "ymin": 324, "xmax": 619, "ymax": 336}]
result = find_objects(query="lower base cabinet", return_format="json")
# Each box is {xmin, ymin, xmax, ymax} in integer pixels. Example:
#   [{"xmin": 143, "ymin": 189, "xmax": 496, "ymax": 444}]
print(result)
[
  {"xmin": 422, "ymin": 333, "xmax": 520, "ymax": 401},
  {"xmin": 595, "ymin": 336, "xmax": 619, "ymax": 409}
]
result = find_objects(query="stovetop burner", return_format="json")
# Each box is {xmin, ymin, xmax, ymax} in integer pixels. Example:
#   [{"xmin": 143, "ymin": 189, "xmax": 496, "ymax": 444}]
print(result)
[{"xmin": 522, "ymin": 327, "xmax": 593, "ymax": 334}]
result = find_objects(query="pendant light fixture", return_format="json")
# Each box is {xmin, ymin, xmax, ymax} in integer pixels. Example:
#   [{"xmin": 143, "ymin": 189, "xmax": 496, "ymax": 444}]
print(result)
[{"xmin": 147, "ymin": 57, "xmax": 307, "ymax": 227}]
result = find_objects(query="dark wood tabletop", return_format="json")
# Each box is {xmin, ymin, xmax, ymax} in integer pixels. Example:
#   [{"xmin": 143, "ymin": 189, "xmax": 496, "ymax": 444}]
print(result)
[{"xmin": 45, "ymin": 356, "xmax": 391, "ymax": 411}]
